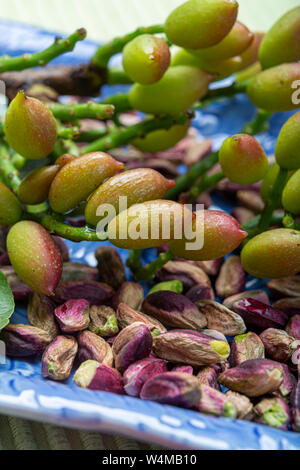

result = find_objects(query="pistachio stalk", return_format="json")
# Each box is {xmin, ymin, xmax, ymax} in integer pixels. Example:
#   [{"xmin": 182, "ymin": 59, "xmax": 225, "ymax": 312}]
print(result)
[
  {"xmin": 242, "ymin": 110, "xmax": 272, "ymax": 135},
  {"xmin": 92, "ymin": 25, "xmax": 165, "ymax": 68},
  {"xmin": 127, "ymin": 250, "xmax": 174, "ymax": 281},
  {"xmin": 107, "ymin": 67, "xmax": 133, "ymax": 85},
  {"xmin": 190, "ymin": 171, "xmax": 224, "ymax": 202},
  {"xmin": 49, "ymin": 102, "xmax": 115, "ymax": 121},
  {"xmin": 0, "ymin": 144, "xmax": 21, "ymax": 192},
  {"xmin": 100, "ymin": 93, "xmax": 132, "ymax": 113},
  {"xmin": 0, "ymin": 29, "xmax": 87, "ymax": 73}
]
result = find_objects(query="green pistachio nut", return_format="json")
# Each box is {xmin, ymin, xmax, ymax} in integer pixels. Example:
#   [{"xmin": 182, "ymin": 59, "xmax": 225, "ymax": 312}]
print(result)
[
  {"xmin": 165, "ymin": 0, "xmax": 238, "ymax": 50},
  {"xmin": 49, "ymin": 152, "xmax": 124, "ymax": 214},
  {"xmin": 219, "ymin": 134, "xmax": 268, "ymax": 185},
  {"xmin": 129, "ymin": 65, "xmax": 212, "ymax": 114},
  {"xmin": 282, "ymin": 169, "xmax": 300, "ymax": 215},
  {"xmin": 275, "ymin": 111, "xmax": 300, "ymax": 170},
  {"xmin": 148, "ymin": 281, "xmax": 184, "ymax": 296},
  {"xmin": 132, "ymin": 122, "xmax": 189, "ymax": 153},
  {"xmin": 0, "ymin": 182, "xmax": 23, "ymax": 226},
  {"xmin": 236, "ymin": 32, "xmax": 265, "ymax": 71},
  {"xmin": 246, "ymin": 63, "xmax": 300, "ymax": 112},
  {"xmin": 123, "ymin": 34, "xmax": 170, "ymax": 85},
  {"xmin": 7, "ymin": 221, "xmax": 63, "ymax": 295},
  {"xmin": 241, "ymin": 228, "xmax": 300, "ymax": 279},
  {"xmin": 4, "ymin": 91, "xmax": 57, "ymax": 159},
  {"xmin": 18, "ymin": 165, "xmax": 61, "ymax": 205},
  {"xmin": 259, "ymin": 7, "xmax": 300, "ymax": 69}
]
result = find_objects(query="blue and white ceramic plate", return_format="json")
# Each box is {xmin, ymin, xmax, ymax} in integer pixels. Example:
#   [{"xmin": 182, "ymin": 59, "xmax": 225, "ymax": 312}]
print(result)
[{"xmin": 0, "ymin": 19, "xmax": 299, "ymax": 450}]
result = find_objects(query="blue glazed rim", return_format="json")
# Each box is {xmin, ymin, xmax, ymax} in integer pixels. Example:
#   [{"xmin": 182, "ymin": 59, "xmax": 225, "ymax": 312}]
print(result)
[{"xmin": 0, "ymin": 19, "xmax": 299, "ymax": 450}]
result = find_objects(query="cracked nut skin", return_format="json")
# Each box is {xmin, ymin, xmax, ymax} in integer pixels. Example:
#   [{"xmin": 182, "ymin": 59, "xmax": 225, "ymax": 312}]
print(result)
[
  {"xmin": 0, "ymin": 324, "xmax": 52, "ymax": 357},
  {"xmin": 77, "ymin": 330, "xmax": 113, "ymax": 367},
  {"xmin": 54, "ymin": 299, "xmax": 90, "ymax": 334},
  {"xmin": 117, "ymin": 303, "xmax": 166, "ymax": 334},
  {"xmin": 42, "ymin": 335, "xmax": 78, "ymax": 381},
  {"xmin": 123, "ymin": 357, "xmax": 168, "ymax": 397},
  {"xmin": 218, "ymin": 359, "xmax": 284, "ymax": 397},
  {"xmin": 142, "ymin": 291, "xmax": 207, "ymax": 330},
  {"xmin": 89, "ymin": 305, "xmax": 119, "ymax": 338},
  {"xmin": 112, "ymin": 322, "xmax": 153, "ymax": 373},
  {"xmin": 112, "ymin": 282, "xmax": 144, "ymax": 311},
  {"xmin": 223, "ymin": 290, "xmax": 270, "ymax": 309},
  {"xmin": 54, "ymin": 281, "xmax": 114, "ymax": 306},
  {"xmin": 140, "ymin": 372, "xmax": 201, "ymax": 409},
  {"xmin": 229, "ymin": 332, "xmax": 265, "ymax": 367},
  {"xmin": 286, "ymin": 315, "xmax": 300, "ymax": 340},
  {"xmin": 74, "ymin": 360, "xmax": 124, "ymax": 394},
  {"xmin": 197, "ymin": 385, "xmax": 237, "ymax": 418},
  {"xmin": 95, "ymin": 246, "xmax": 126, "ymax": 290},
  {"xmin": 225, "ymin": 391, "xmax": 253, "ymax": 420},
  {"xmin": 153, "ymin": 330, "xmax": 230, "ymax": 367},
  {"xmin": 231, "ymin": 298, "xmax": 288, "ymax": 332},
  {"xmin": 254, "ymin": 397, "xmax": 291, "ymax": 431},
  {"xmin": 195, "ymin": 300, "xmax": 246, "ymax": 336},
  {"xmin": 215, "ymin": 256, "xmax": 247, "ymax": 299},
  {"xmin": 27, "ymin": 293, "xmax": 59, "ymax": 340},
  {"xmin": 197, "ymin": 367, "xmax": 220, "ymax": 390},
  {"xmin": 155, "ymin": 260, "xmax": 211, "ymax": 292},
  {"xmin": 260, "ymin": 328, "xmax": 296, "ymax": 363}
]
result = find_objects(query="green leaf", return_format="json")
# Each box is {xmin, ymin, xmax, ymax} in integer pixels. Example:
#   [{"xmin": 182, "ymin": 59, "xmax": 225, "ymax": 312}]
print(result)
[{"xmin": 0, "ymin": 272, "xmax": 15, "ymax": 331}]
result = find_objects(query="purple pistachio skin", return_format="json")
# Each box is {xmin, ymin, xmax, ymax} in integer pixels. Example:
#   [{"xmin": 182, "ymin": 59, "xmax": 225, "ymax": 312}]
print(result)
[
  {"xmin": 0, "ymin": 266, "xmax": 32, "ymax": 301},
  {"xmin": 197, "ymin": 367, "xmax": 221, "ymax": 390},
  {"xmin": 197, "ymin": 385, "xmax": 237, "ymax": 419},
  {"xmin": 260, "ymin": 328, "xmax": 296, "ymax": 363},
  {"xmin": 291, "ymin": 381, "xmax": 300, "ymax": 432},
  {"xmin": 223, "ymin": 290, "xmax": 270, "ymax": 309},
  {"xmin": 218, "ymin": 359, "xmax": 284, "ymax": 397},
  {"xmin": 185, "ymin": 284, "xmax": 215, "ymax": 303},
  {"xmin": 75, "ymin": 362, "xmax": 124, "ymax": 394},
  {"xmin": 54, "ymin": 299, "xmax": 90, "ymax": 333},
  {"xmin": 254, "ymin": 397, "xmax": 291, "ymax": 431},
  {"xmin": 123, "ymin": 357, "xmax": 168, "ymax": 397},
  {"xmin": 60, "ymin": 262, "xmax": 98, "ymax": 283},
  {"xmin": 42, "ymin": 335, "xmax": 78, "ymax": 381},
  {"xmin": 0, "ymin": 324, "xmax": 52, "ymax": 357},
  {"xmin": 229, "ymin": 332, "xmax": 265, "ymax": 367},
  {"xmin": 112, "ymin": 282, "xmax": 144, "ymax": 311},
  {"xmin": 112, "ymin": 322, "xmax": 153, "ymax": 373},
  {"xmin": 54, "ymin": 281, "xmax": 114, "ymax": 305},
  {"xmin": 140, "ymin": 372, "xmax": 201, "ymax": 409},
  {"xmin": 286, "ymin": 315, "xmax": 300, "ymax": 340},
  {"xmin": 272, "ymin": 298, "xmax": 300, "ymax": 318},
  {"xmin": 172, "ymin": 365, "xmax": 194, "ymax": 375},
  {"xmin": 215, "ymin": 256, "xmax": 247, "ymax": 299},
  {"xmin": 155, "ymin": 261, "xmax": 211, "ymax": 292},
  {"xmin": 77, "ymin": 330, "xmax": 114, "ymax": 367},
  {"xmin": 231, "ymin": 298, "xmax": 288, "ymax": 332},
  {"xmin": 142, "ymin": 291, "xmax": 207, "ymax": 330}
]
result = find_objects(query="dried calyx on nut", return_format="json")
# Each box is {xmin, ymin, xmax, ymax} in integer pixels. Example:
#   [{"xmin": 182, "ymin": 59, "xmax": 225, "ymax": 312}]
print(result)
[
  {"xmin": 197, "ymin": 385, "xmax": 237, "ymax": 419},
  {"xmin": 117, "ymin": 303, "xmax": 166, "ymax": 334},
  {"xmin": 54, "ymin": 299, "xmax": 90, "ymax": 333},
  {"xmin": 74, "ymin": 361, "xmax": 124, "ymax": 394},
  {"xmin": 195, "ymin": 300, "xmax": 246, "ymax": 336},
  {"xmin": 77, "ymin": 330, "xmax": 114, "ymax": 367},
  {"xmin": 42, "ymin": 335, "xmax": 78, "ymax": 381},
  {"xmin": 89, "ymin": 305, "xmax": 119, "ymax": 337},
  {"xmin": 123, "ymin": 357, "xmax": 168, "ymax": 397},
  {"xmin": 27, "ymin": 293, "xmax": 59, "ymax": 339},
  {"xmin": 0, "ymin": 324, "xmax": 52, "ymax": 357},
  {"xmin": 112, "ymin": 282, "xmax": 144, "ymax": 310},
  {"xmin": 215, "ymin": 256, "xmax": 247, "ymax": 299},
  {"xmin": 155, "ymin": 260, "xmax": 211, "ymax": 292},
  {"xmin": 260, "ymin": 328, "xmax": 297, "ymax": 363},
  {"xmin": 95, "ymin": 246, "xmax": 126, "ymax": 290},
  {"xmin": 229, "ymin": 332, "xmax": 265, "ymax": 367}
]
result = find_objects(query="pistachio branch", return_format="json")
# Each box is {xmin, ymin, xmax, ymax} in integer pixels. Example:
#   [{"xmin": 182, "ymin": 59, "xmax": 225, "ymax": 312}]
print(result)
[
  {"xmin": 0, "ymin": 29, "xmax": 87, "ymax": 73},
  {"xmin": 0, "ymin": 144, "xmax": 21, "ymax": 192},
  {"xmin": 127, "ymin": 250, "xmax": 174, "ymax": 281},
  {"xmin": 92, "ymin": 25, "xmax": 165, "ymax": 68},
  {"xmin": 242, "ymin": 109, "xmax": 272, "ymax": 135},
  {"xmin": 189, "ymin": 171, "xmax": 224, "ymax": 202},
  {"xmin": 100, "ymin": 93, "xmax": 132, "ymax": 113},
  {"xmin": 49, "ymin": 102, "xmax": 115, "ymax": 121}
]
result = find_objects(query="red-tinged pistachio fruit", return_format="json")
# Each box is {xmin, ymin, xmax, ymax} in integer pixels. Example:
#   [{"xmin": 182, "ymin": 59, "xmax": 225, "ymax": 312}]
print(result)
[
  {"xmin": 267, "ymin": 277, "xmax": 300, "ymax": 299},
  {"xmin": 282, "ymin": 169, "xmax": 300, "ymax": 215},
  {"xmin": 0, "ymin": 266, "xmax": 32, "ymax": 301},
  {"xmin": 0, "ymin": 182, "xmax": 23, "ymax": 226},
  {"xmin": 123, "ymin": 34, "xmax": 170, "ymax": 85},
  {"xmin": 141, "ymin": 372, "xmax": 201, "ymax": 409},
  {"xmin": 232, "ymin": 298, "xmax": 288, "ymax": 332},
  {"xmin": 169, "ymin": 210, "xmax": 247, "ymax": 261},
  {"xmin": 54, "ymin": 281, "xmax": 114, "ymax": 305},
  {"xmin": 237, "ymin": 32, "xmax": 264, "ymax": 71},
  {"xmin": 112, "ymin": 282, "xmax": 144, "ymax": 311},
  {"xmin": 49, "ymin": 152, "xmax": 124, "ymax": 214},
  {"xmin": 246, "ymin": 63, "xmax": 300, "ymax": 112},
  {"xmin": 153, "ymin": 330, "xmax": 230, "ymax": 367},
  {"xmin": 129, "ymin": 66, "xmax": 212, "ymax": 114},
  {"xmin": 215, "ymin": 256, "xmax": 246, "ymax": 299},
  {"xmin": 132, "ymin": 123, "xmax": 189, "ymax": 154},
  {"xmin": 74, "ymin": 361, "xmax": 124, "ymax": 394},
  {"xmin": 229, "ymin": 332, "xmax": 265, "ymax": 367},
  {"xmin": 165, "ymin": 0, "xmax": 238, "ymax": 50},
  {"xmin": 272, "ymin": 298, "xmax": 300, "ymax": 318},
  {"xmin": 18, "ymin": 165, "xmax": 60, "ymax": 205},
  {"xmin": 123, "ymin": 357, "xmax": 168, "ymax": 397},
  {"xmin": 27, "ymin": 293, "xmax": 59, "ymax": 339},
  {"xmin": 291, "ymin": 381, "xmax": 300, "ymax": 432},
  {"xmin": 4, "ymin": 91, "xmax": 57, "ymax": 159},
  {"xmin": 142, "ymin": 291, "xmax": 207, "ymax": 330},
  {"xmin": 219, "ymin": 134, "xmax": 268, "ymax": 185},
  {"xmin": 286, "ymin": 315, "xmax": 300, "ymax": 340},
  {"xmin": 223, "ymin": 290, "xmax": 270, "ymax": 309},
  {"xmin": 42, "ymin": 335, "xmax": 78, "ymax": 381},
  {"xmin": 108, "ymin": 200, "xmax": 193, "ymax": 250},
  {"xmin": 218, "ymin": 359, "xmax": 284, "ymax": 397},
  {"xmin": 117, "ymin": 303, "xmax": 166, "ymax": 334},
  {"xmin": 155, "ymin": 260, "xmax": 211, "ymax": 292},
  {"xmin": 77, "ymin": 330, "xmax": 114, "ymax": 367},
  {"xmin": 95, "ymin": 246, "xmax": 126, "ymax": 290},
  {"xmin": 197, "ymin": 385, "xmax": 237, "ymax": 418},
  {"xmin": 185, "ymin": 284, "xmax": 215, "ymax": 303},
  {"xmin": 275, "ymin": 112, "xmax": 300, "ymax": 170},
  {"xmin": 60, "ymin": 262, "xmax": 98, "ymax": 283},
  {"xmin": 197, "ymin": 367, "xmax": 220, "ymax": 390},
  {"xmin": 241, "ymin": 229, "xmax": 300, "ymax": 279},
  {"xmin": 254, "ymin": 397, "xmax": 291, "ymax": 431},
  {"xmin": 0, "ymin": 324, "xmax": 52, "ymax": 357},
  {"xmin": 7, "ymin": 221, "xmax": 63, "ymax": 296},
  {"xmin": 112, "ymin": 322, "xmax": 153, "ymax": 373},
  {"xmin": 85, "ymin": 169, "xmax": 175, "ymax": 227},
  {"xmin": 260, "ymin": 328, "xmax": 296, "ymax": 363},
  {"xmin": 225, "ymin": 391, "xmax": 253, "ymax": 420},
  {"xmin": 54, "ymin": 299, "xmax": 90, "ymax": 333},
  {"xmin": 195, "ymin": 300, "xmax": 246, "ymax": 336},
  {"xmin": 259, "ymin": 7, "xmax": 300, "ymax": 69},
  {"xmin": 89, "ymin": 305, "xmax": 119, "ymax": 338}
]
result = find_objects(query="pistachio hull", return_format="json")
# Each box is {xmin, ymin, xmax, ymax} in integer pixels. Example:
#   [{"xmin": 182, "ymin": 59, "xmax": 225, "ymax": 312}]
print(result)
[
  {"xmin": 74, "ymin": 361, "xmax": 124, "ymax": 394},
  {"xmin": 268, "ymin": 277, "xmax": 300, "ymax": 299},
  {"xmin": 197, "ymin": 367, "xmax": 220, "ymax": 390},
  {"xmin": 260, "ymin": 328, "xmax": 296, "ymax": 363},
  {"xmin": 117, "ymin": 303, "xmax": 166, "ymax": 334},
  {"xmin": 42, "ymin": 335, "xmax": 78, "ymax": 381},
  {"xmin": 215, "ymin": 256, "xmax": 247, "ymax": 299},
  {"xmin": 60, "ymin": 262, "xmax": 98, "ymax": 283},
  {"xmin": 286, "ymin": 315, "xmax": 300, "ymax": 340},
  {"xmin": 112, "ymin": 282, "xmax": 144, "ymax": 311},
  {"xmin": 155, "ymin": 260, "xmax": 211, "ymax": 292},
  {"xmin": 225, "ymin": 391, "xmax": 253, "ymax": 420},
  {"xmin": 123, "ymin": 357, "xmax": 168, "ymax": 397},
  {"xmin": 27, "ymin": 293, "xmax": 59, "ymax": 339},
  {"xmin": 89, "ymin": 305, "xmax": 119, "ymax": 337},
  {"xmin": 223, "ymin": 290, "xmax": 270, "ymax": 309},
  {"xmin": 18, "ymin": 165, "xmax": 60, "ymax": 205}
]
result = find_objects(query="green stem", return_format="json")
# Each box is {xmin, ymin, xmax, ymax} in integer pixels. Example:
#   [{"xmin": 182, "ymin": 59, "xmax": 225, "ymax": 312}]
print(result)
[
  {"xmin": 100, "ymin": 93, "xmax": 132, "ymax": 113},
  {"xmin": 0, "ymin": 29, "xmax": 87, "ymax": 73},
  {"xmin": 92, "ymin": 25, "xmax": 165, "ymax": 68},
  {"xmin": 164, "ymin": 152, "xmax": 219, "ymax": 201},
  {"xmin": 193, "ymin": 80, "xmax": 249, "ymax": 110},
  {"xmin": 107, "ymin": 67, "xmax": 133, "ymax": 85},
  {"xmin": 82, "ymin": 112, "xmax": 190, "ymax": 154},
  {"xmin": 190, "ymin": 171, "xmax": 224, "ymax": 202},
  {"xmin": 0, "ymin": 144, "xmax": 21, "ymax": 192},
  {"xmin": 128, "ymin": 250, "xmax": 174, "ymax": 281},
  {"xmin": 49, "ymin": 102, "xmax": 115, "ymax": 121},
  {"xmin": 242, "ymin": 211, "xmax": 285, "ymax": 232},
  {"xmin": 242, "ymin": 109, "xmax": 272, "ymax": 135}
]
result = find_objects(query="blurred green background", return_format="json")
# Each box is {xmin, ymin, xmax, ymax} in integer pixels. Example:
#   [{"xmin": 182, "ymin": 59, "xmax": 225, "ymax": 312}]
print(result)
[{"xmin": 0, "ymin": 0, "xmax": 299, "ymax": 42}]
